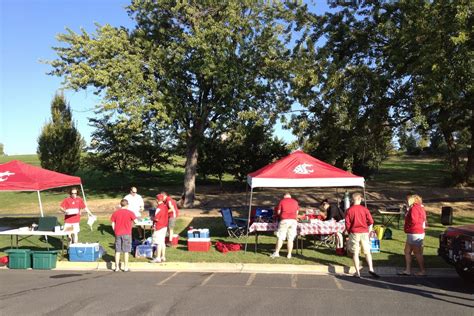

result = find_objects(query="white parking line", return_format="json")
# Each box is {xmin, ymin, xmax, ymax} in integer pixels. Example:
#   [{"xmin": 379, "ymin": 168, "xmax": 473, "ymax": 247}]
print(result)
[
  {"xmin": 246, "ymin": 273, "xmax": 256, "ymax": 286},
  {"xmin": 291, "ymin": 274, "xmax": 297, "ymax": 288},
  {"xmin": 200, "ymin": 273, "xmax": 215, "ymax": 286},
  {"xmin": 334, "ymin": 277, "xmax": 343, "ymax": 290},
  {"xmin": 157, "ymin": 271, "xmax": 179, "ymax": 285}
]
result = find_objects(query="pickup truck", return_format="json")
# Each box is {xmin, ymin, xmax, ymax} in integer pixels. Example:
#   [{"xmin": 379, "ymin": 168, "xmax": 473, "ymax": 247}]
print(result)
[{"xmin": 438, "ymin": 224, "xmax": 474, "ymax": 282}]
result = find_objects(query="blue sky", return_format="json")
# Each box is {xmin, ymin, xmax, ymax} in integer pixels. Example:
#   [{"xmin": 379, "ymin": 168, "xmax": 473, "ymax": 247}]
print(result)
[{"xmin": 1, "ymin": 0, "xmax": 331, "ymax": 155}]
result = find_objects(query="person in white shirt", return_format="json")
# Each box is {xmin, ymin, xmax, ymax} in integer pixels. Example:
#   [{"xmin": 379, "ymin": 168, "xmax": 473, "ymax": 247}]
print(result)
[{"xmin": 124, "ymin": 187, "xmax": 145, "ymax": 239}]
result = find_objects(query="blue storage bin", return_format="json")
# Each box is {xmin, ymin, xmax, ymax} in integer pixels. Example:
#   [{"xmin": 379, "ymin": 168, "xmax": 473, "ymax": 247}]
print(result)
[
  {"xmin": 187, "ymin": 228, "xmax": 210, "ymax": 239},
  {"xmin": 135, "ymin": 244, "xmax": 154, "ymax": 258},
  {"xmin": 68, "ymin": 243, "xmax": 101, "ymax": 262}
]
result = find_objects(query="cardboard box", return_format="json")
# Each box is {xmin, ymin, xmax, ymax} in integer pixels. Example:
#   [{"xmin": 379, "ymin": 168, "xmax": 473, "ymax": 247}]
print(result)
[
  {"xmin": 68, "ymin": 243, "xmax": 100, "ymax": 262},
  {"xmin": 187, "ymin": 238, "xmax": 211, "ymax": 252}
]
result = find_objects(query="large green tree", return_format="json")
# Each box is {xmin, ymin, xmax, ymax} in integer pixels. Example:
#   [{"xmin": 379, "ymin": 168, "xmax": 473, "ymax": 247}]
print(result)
[
  {"xmin": 48, "ymin": 0, "xmax": 296, "ymax": 206},
  {"xmin": 37, "ymin": 93, "xmax": 83, "ymax": 174}
]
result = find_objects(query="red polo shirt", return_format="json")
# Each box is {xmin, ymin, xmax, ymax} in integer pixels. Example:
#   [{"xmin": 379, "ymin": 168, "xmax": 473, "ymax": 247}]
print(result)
[
  {"xmin": 60, "ymin": 196, "xmax": 86, "ymax": 224},
  {"xmin": 154, "ymin": 203, "xmax": 169, "ymax": 230},
  {"xmin": 110, "ymin": 208, "xmax": 137, "ymax": 236},
  {"xmin": 276, "ymin": 198, "xmax": 299, "ymax": 220}
]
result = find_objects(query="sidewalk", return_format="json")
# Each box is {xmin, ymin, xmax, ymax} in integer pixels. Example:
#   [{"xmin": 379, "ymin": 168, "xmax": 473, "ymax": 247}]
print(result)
[{"xmin": 38, "ymin": 261, "xmax": 458, "ymax": 277}]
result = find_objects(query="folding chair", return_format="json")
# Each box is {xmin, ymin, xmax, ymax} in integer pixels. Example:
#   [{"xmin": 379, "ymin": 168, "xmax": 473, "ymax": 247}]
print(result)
[
  {"xmin": 253, "ymin": 208, "xmax": 274, "ymax": 223},
  {"xmin": 219, "ymin": 208, "xmax": 248, "ymax": 238}
]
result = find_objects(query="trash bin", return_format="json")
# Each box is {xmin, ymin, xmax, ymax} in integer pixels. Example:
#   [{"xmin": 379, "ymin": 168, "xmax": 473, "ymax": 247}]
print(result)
[
  {"xmin": 32, "ymin": 250, "xmax": 58, "ymax": 270},
  {"xmin": 5, "ymin": 249, "xmax": 31, "ymax": 269},
  {"xmin": 441, "ymin": 206, "xmax": 453, "ymax": 225}
]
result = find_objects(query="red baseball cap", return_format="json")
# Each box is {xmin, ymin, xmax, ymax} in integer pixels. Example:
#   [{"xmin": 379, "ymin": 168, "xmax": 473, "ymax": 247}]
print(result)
[{"xmin": 156, "ymin": 194, "xmax": 165, "ymax": 201}]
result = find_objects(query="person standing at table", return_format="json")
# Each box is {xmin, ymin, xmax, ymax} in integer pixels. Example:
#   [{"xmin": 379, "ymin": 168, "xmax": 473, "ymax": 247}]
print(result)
[
  {"xmin": 151, "ymin": 194, "xmax": 169, "ymax": 263},
  {"xmin": 322, "ymin": 199, "xmax": 345, "ymax": 253},
  {"xmin": 161, "ymin": 191, "xmax": 179, "ymax": 246},
  {"xmin": 345, "ymin": 192, "xmax": 379, "ymax": 278},
  {"xmin": 398, "ymin": 194, "xmax": 427, "ymax": 276},
  {"xmin": 60, "ymin": 187, "xmax": 91, "ymax": 244},
  {"xmin": 124, "ymin": 186, "xmax": 145, "ymax": 239},
  {"xmin": 270, "ymin": 193, "xmax": 299, "ymax": 259},
  {"xmin": 111, "ymin": 199, "xmax": 137, "ymax": 272}
]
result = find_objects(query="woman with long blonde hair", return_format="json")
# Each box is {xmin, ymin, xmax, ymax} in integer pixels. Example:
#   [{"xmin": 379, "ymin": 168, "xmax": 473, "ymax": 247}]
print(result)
[{"xmin": 398, "ymin": 194, "xmax": 427, "ymax": 276}]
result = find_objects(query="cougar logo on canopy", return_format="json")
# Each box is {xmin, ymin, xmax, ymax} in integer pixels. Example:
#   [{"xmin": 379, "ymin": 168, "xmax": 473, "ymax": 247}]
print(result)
[
  {"xmin": 0, "ymin": 171, "xmax": 15, "ymax": 182},
  {"xmin": 293, "ymin": 163, "xmax": 314, "ymax": 175}
]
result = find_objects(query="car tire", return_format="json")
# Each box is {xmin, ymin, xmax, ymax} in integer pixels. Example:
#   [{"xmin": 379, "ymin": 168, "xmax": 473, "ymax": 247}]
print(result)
[{"xmin": 455, "ymin": 264, "xmax": 474, "ymax": 283}]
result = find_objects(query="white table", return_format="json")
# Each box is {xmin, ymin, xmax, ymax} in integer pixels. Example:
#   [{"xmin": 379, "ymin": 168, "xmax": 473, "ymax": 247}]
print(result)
[
  {"xmin": 0, "ymin": 228, "xmax": 69, "ymax": 257},
  {"xmin": 135, "ymin": 219, "xmax": 154, "ymax": 241}
]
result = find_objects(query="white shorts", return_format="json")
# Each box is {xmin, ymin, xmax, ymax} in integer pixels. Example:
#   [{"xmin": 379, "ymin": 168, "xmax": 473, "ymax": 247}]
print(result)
[
  {"xmin": 348, "ymin": 233, "xmax": 370, "ymax": 254},
  {"xmin": 276, "ymin": 219, "xmax": 298, "ymax": 241},
  {"xmin": 407, "ymin": 233, "xmax": 425, "ymax": 247},
  {"xmin": 64, "ymin": 223, "xmax": 80, "ymax": 235},
  {"xmin": 152, "ymin": 228, "xmax": 167, "ymax": 245}
]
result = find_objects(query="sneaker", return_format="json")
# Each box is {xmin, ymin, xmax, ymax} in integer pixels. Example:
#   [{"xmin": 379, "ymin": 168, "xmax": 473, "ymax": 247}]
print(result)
[
  {"xmin": 151, "ymin": 257, "xmax": 161, "ymax": 263},
  {"xmin": 287, "ymin": 254, "xmax": 292, "ymax": 259},
  {"xmin": 270, "ymin": 252, "xmax": 280, "ymax": 259},
  {"xmin": 161, "ymin": 257, "xmax": 166, "ymax": 262}
]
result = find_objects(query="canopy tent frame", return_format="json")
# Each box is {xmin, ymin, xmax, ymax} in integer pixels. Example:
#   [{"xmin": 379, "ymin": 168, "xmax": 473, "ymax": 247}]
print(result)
[
  {"xmin": 0, "ymin": 160, "xmax": 89, "ymax": 217},
  {"xmin": 243, "ymin": 151, "xmax": 366, "ymax": 252}
]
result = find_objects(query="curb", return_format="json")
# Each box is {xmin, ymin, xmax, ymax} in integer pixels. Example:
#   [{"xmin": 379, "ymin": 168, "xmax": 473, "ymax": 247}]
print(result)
[{"xmin": 12, "ymin": 261, "xmax": 453, "ymax": 277}]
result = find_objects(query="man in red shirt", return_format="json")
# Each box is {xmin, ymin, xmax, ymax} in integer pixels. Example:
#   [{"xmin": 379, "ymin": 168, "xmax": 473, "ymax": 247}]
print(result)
[
  {"xmin": 161, "ymin": 191, "xmax": 179, "ymax": 246},
  {"xmin": 270, "ymin": 193, "xmax": 299, "ymax": 259},
  {"xmin": 60, "ymin": 187, "xmax": 91, "ymax": 244},
  {"xmin": 110, "ymin": 199, "xmax": 137, "ymax": 272},
  {"xmin": 151, "ymin": 194, "xmax": 169, "ymax": 263},
  {"xmin": 345, "ymin": 192, "xmax": 379, "ymax": 278}
]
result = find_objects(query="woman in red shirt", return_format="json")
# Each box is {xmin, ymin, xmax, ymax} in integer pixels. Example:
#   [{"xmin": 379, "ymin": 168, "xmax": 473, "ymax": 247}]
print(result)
[{"xmin": 398, "ymin": 194, "xmax": 427, "ymax": 276}]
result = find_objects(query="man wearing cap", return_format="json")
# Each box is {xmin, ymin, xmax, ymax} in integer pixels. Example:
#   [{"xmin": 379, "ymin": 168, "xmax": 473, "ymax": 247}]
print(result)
[
  {"xmin": 151, "ymin": 194, "xmax": 169, "ymax": 263},
  {"xmin": 60, "ymin": 187, "xmax": 91, "ymax": 244},
  {"xmin": 161, "ymin": 191, "xmax": 179, "ymax": 246},
  {"xmin": 123, "ymin": 186, "xmax": 145, "ymax": 238}
]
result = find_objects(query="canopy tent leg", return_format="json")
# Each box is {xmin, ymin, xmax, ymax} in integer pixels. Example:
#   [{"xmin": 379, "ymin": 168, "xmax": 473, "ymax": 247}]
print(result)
[
  {"xmin": 80, "ymin": 184, "xmax": 89, "ymax": 209},
  {"xmin": 244, "ymin": 186, "xmax": 254, "ymax": 252},
  {"xmin": 37, "ymin": 190, "xmax": 44, "ymax": 217},
  {"xmin": 363, "ymin": 186, "xmax": 367, "ymax": 207}
]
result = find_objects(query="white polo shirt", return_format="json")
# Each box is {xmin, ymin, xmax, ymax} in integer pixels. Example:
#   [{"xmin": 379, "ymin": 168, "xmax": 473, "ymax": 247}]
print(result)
[{"xmin": 123, "ymin": 193, "xmax": 144, "ymax": 217}]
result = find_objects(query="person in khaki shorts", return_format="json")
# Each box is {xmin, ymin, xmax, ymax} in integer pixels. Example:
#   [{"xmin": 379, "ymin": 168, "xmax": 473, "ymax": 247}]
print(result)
[
  {"xmin": 345, "ymin": 192, "xmax": 380, "ymax": 278},
  {"xmin": 270, "ymin": 193, "xmax": 299, "ymax": 259}
]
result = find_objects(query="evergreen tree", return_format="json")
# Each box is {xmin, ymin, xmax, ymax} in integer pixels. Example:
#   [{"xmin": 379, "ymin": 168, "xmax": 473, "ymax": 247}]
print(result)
[{"xmin": 37, "ymin": 93, "xmax": 83, "ymax": 174}]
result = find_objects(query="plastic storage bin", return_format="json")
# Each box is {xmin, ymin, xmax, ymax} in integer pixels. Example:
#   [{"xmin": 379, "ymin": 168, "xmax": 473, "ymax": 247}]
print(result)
[
  {"xmin": 5, "ymin": 249, "xmax": 31, "ymax": 269},
  {"xmin": 32, "ymin": 250, "xmax": 58, "ymax": 270},
  {"xmin": 187, "ymin": 229, "xmax": 210, "ymax": 239}
]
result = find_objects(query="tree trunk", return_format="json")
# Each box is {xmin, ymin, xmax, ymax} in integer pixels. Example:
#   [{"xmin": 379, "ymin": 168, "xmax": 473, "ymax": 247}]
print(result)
[
  {"xmin": 182, "ymin": 136, "xmax": 199, "ymax": 208},
  {"xmin": 464, "ymin": 112, "xmax": 474, "ymax": 184},
  {"xmin": 441, "ymin": 128, "xmax": 463, "ymax": 181}
]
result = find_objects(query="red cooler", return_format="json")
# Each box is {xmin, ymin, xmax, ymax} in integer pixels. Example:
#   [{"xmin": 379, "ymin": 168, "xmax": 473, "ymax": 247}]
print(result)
[{"xmin": 187, "ymin": 238, "xmax": 211, "ymax": 252}]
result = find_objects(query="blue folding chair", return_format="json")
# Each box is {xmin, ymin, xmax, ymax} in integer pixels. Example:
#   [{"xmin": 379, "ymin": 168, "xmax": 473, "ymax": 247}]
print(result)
[
  {"xmin": 219, "ymin": 208, "xmax": 248, "ymax": 238},
  {"xmin": 254, "ymin": 208, "xmax": 274, "ymax": 223}
]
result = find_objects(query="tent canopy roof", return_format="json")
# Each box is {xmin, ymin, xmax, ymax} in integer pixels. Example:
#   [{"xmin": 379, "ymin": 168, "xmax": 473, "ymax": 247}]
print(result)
[
  {"xmin": 0, "ymin": 160, "xmax": 81, "ymax": 192},
  {"xmin": 247, "ymin": 150, "xmax": 364, "ymax": 188}
]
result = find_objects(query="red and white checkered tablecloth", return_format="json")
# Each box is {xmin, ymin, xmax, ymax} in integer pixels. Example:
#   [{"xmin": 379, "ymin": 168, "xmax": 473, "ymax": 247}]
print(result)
[
  {"xmin": 249, "ymin": 220, "xmax": 345, "ymax": 235},
  {"xmin": 297, "ymin": 220, "xmax": 346, "ymax": 236}
]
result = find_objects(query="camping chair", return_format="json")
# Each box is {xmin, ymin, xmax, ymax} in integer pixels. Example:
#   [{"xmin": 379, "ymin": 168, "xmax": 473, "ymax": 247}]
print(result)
[
  {"xmin": 253, "ymin": 208, "xmax": 274, "ymax": 223},
  {"xmin": 219, "ymin": 208, "xmax": 248, "ymax": 239}
]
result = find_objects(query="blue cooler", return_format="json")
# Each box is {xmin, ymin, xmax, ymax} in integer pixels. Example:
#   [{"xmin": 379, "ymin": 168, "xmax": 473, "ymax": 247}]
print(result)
[{"xmin": 68, "ymin": 243, "xmax": 101, "ymax": 262}]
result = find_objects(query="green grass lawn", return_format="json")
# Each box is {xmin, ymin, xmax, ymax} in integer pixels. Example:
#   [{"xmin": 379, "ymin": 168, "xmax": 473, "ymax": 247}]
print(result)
[{"xmin": 2, "ymin": 212, "xmax": 473, "ymax": 268}]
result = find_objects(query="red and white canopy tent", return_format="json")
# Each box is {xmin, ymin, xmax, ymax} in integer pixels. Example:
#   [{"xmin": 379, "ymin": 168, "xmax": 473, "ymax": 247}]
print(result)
[
  {"xmin": 245, "ymin": 150, "xmax": 365, "ymax": 250},
  {"xmin": 0, "ymin": 160, "xmax": 88, "ymax": 217}
]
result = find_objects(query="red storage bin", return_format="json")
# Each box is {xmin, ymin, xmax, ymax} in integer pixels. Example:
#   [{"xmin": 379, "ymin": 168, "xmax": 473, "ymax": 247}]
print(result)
[{"xmin": 187, "ymin": 238, "xmax": 211, "ymax": 252}]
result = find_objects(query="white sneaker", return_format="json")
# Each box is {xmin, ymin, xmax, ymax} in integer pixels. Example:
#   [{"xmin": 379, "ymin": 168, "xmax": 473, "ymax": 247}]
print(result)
[
  {"xmin": 151, "ymin": 257, "xmax": 161, "ymax": 263},
  {"xmin": 161, "ymin": 257, "xmax": 166, "ymax": 262},
  {"xmin": 270, "ymin": 252, "xmax": 280, "ymax": 259},
  {"xmin": 287, "ymin": 254, "xmax": 292, "ymax": 259}
]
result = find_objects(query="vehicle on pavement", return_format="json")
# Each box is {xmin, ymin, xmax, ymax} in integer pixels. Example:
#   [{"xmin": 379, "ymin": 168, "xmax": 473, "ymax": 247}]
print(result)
[{"xmin": 438, "ymin": 224, "xmax": 474, "ymax": 282}]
